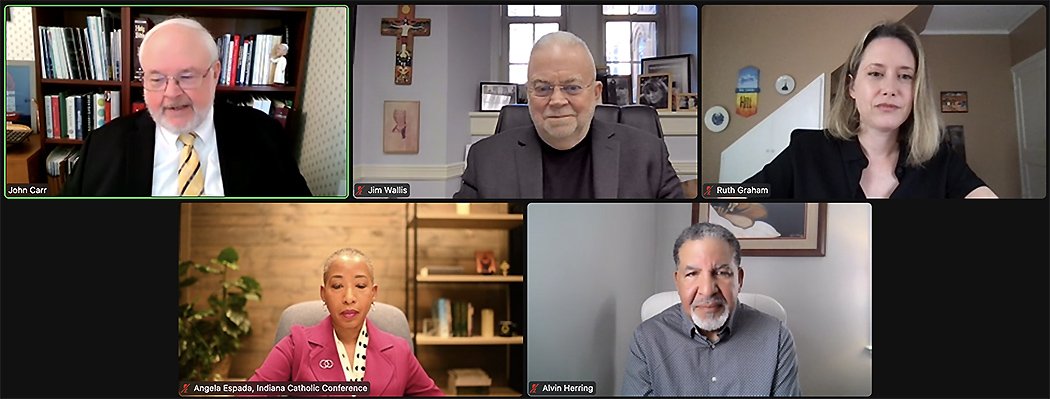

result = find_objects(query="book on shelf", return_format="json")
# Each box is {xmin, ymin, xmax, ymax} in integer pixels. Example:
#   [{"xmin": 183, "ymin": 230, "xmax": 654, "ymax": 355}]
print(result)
[
  {"xmin": 224, "ymin": 97, "xmax": 293, "ymax": 126},
  {"xmin": 45, "ymin": 146, "xmax": 80, "ymax": 193},
  {"xmin": 431, "ymin": 298, "xmax": 475, "ymax": 338},
  {"xmin": 133, "ymin": 17, "xmax": 155, "ymax": 81},
  {"xmin": 211, "ymin": 31, "xmax": 286, "ymax": 87},
  {"xmin": 37, "ymin": 9, "xmax": 121, "ymax": 81},
  {"xmin": 447, "ymin": 368, "xmax": 492, "ymax": 396},
  {"xmin": 44, "ymin": 91, "xmax": 121, "ymax": 139}
]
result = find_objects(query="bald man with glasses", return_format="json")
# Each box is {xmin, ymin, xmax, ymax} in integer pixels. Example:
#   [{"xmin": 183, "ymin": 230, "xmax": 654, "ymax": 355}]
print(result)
[
  {"xmin": 63, "ymin": 17, "xmax": 311, "ymax": 197},
  {"xmin": 454, "ymin": 31, "xmax": 682, "ymax": 199}
]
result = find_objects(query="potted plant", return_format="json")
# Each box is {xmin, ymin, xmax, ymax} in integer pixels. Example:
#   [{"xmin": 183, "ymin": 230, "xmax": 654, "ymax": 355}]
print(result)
[{"xmin": 178, "ymin": 247, "xmax": 262, "ymax": 381}]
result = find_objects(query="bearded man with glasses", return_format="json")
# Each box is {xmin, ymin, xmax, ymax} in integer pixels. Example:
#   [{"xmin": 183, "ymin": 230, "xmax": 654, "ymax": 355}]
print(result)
[
  {"xmin": 63, "ymin": 17, "xmax": 311, "ymax": 197},
  {"xmin": 454, "ymin": 31, "xmax": 682, "ymax": 199}
]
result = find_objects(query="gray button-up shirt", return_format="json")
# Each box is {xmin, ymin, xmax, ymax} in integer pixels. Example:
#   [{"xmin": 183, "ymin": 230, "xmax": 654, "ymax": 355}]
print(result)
[{"xmin": 622, "ymin": 303, "xmax": 801, "ymax": 396}]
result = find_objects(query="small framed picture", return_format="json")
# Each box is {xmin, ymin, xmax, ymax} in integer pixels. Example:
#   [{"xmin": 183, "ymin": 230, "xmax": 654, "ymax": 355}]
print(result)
[
  {"xmin": 638, "ymin": 73, "xmax": 672, "ymax": 111},
  {"xmin": 677, "ymin": 93, "xmax": 698, "ymax": 111},
  {"xmin": 479, "ymin": 82, "xmax": 519, "ymax": 112},
  {"xmin": 383, "ymin": 100, "xmax": 420, "ymax": 154},
  {"xmin": 603, "ymin": 75, "xmax": 633, "ymax": 105},
  {"xmin": 475, "ymin": 250, "xmax": 496, "ymax": 275},
  {"xmin": 941, "ymin": 91, "xmax": 968, "ymax": 113}
]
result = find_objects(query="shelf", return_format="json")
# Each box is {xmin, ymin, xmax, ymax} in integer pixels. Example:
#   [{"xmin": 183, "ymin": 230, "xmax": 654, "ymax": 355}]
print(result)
[
  {"xmin": 417, "ymin": 275, "xmax": 523, "ymax": 283},
  {"xmin": 410, "ymin": 214, "xmax": 523, "ymax": 229},
  {"xmin": 44, "ymin": 138, "xmax": 85, "ymax": 145},
  {"xmin": 441, "ymin": 386, "xmax": 520, "ymax": 397},
  {"xmin": 415, "ymin": 336, "xmax": 523, "ymax": 346},
  {"xmin": 41, "ymin": 79, "xmax": 122, "ymax": 87}
]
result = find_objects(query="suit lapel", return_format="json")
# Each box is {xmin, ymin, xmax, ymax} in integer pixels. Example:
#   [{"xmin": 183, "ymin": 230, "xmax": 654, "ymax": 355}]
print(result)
[
  {"xmin": 306, "ymin": 317, "xmax": 350, "ymax": 381},
  {"xmin": 365, "ymin": 322, "xmax": 394, "ymax": 395},
  {"xmin": 591, "ymin": 121, "xmax": 620, "ymax": 198},
  {"xmin": 212, "ymin": 105, "xmax": 243, "ymax": 196},
  {"xmin": 127, "ymin": 112, "xmax": 156, "ymax": 195},
  {"xmin": 514, "ymin": 128, "xmax": 543, "ymax": 198}
]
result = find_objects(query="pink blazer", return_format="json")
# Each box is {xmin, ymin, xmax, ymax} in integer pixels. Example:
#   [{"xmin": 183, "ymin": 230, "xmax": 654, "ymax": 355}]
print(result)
[{"xmin": 249, "ymin": 316, "xmax": 443, "ymax": 396}]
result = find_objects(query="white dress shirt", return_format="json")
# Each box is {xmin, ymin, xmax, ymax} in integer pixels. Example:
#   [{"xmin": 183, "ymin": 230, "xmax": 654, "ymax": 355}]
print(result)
[{"xmin": 152, "ymin": 106, "xmax": 225, "ymax": 196}]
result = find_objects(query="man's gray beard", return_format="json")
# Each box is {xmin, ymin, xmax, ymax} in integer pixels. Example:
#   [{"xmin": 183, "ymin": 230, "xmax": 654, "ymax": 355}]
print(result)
[
  {"xmin": 692, "ymin": 307, "xmax": 729, "ymax": 332},
  {"xmin": 148, "ymin": 105, "xmax": 207, "ymax": 135}
]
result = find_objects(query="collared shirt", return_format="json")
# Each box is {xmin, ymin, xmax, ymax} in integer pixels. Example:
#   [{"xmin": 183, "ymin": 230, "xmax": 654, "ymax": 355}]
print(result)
[
  {"xmin": 744, "ymin": 129, "xmax": 986, "ymax": 199},
  {"xmin": 332, "ymin": 320, "xmax": 368, "ymax": 382},
  {"xmin": 151, "ymin": 106, "xmax": 225, "ymax": 196},
  {"xmin": 622, "ymin": 303, "xmax": 801, "ymax": 396}
]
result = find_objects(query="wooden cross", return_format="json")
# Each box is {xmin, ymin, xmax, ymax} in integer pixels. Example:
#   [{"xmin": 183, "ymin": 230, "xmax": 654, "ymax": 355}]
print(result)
[{"xmin": 380, "ymin": 5, "xmax": 431, "ymax": 85}]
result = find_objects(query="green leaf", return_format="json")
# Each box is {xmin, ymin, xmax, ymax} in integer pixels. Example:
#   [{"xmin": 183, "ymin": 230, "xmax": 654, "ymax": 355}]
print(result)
[
  {"xmin": 227, "ymin": 293, "xmax": 247, "ymax": 310},
  {"xmin": 179, "ymin": 261, "xmax": 194, "ymax": 276},
  {"xmin": 179, "ymin": 277, "xmax": 199, "ymax": 288},
  {"xmin": 217, "ymin": 247, "xmax": 239, "ymax": 264},
  {"xmin": 195, "ymin": 264, "xmax": 219, "ymax": 274}
]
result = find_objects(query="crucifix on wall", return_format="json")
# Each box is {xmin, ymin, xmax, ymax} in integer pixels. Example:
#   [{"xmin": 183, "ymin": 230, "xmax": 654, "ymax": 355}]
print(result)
[{"xmin": 380, "ymin": 5, "xmax": 431, "ymax": 85}]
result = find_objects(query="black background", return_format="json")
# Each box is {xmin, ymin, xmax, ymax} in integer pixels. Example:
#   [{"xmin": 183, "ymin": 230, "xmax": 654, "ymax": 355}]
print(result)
[{"xmin": 1, "ymin": 199, "xmax": 1047, "ymax": 398}]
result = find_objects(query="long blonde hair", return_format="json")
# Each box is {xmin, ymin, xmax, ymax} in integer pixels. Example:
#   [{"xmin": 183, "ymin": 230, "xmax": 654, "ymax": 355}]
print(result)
[{"xmin": 827, "ymin": 22, "xmax": 942, "ymax": 166}]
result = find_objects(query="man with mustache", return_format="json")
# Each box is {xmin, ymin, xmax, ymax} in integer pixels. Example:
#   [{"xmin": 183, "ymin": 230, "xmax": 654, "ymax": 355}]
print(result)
[
  {"xmin": 63, "ymin": 17, "xmax": 311, "ymax": 196},
  {"xmin": 622, "ymin": 223, "xmax": 801, "ymax": 396},
  {"xmin": 454, "ymin": 31, "xmax": 682, "ymax": 199}
]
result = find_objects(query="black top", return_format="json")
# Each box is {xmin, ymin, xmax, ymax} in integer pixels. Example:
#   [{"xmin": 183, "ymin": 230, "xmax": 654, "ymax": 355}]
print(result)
[
  {"xmin": 744, "ymin": 129, "xmax": 986, "ymax": 199},
  {"xmin": 541, "ymin": 131, "xmax": 595, "ymax": 199}
]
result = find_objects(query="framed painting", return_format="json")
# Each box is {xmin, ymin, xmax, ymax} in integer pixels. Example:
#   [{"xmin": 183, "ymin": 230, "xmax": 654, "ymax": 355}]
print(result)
[
  {"xmin": 940, "ymin": 91, "xmax": 968, "ymax": 113},
  {"xmin": 383, "ymin": 100, "xmax": 420, "ymax": 154},
  {"xmin": 692, "ymin": 202, "xmax": 827, "ymax": 256}
]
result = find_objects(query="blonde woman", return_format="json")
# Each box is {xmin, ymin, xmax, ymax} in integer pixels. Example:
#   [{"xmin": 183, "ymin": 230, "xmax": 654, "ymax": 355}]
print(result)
[{"xmin": 744, "ymin": 22, "xmax": 997, "ymax": 199}]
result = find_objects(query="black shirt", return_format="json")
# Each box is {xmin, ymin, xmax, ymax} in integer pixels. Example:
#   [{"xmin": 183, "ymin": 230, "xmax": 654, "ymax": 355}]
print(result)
[
  {"xmin": 541, "ymin": 132, "xmax": 595, "ymax": 199},
  {"xmin": 744, "ymin": 129, "xmax": 986, "ymax": 199}
]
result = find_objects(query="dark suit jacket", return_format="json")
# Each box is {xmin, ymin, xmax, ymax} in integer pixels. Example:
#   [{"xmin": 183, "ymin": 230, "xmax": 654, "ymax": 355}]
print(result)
[
  {"xmin": 454, "ymin": 119, "xmax": 683, "ymax": 199},
  {"xmin": 62, "ymin": 103, "xmax": 311, "ymax": 197},
  {"xmin": 744, "ymin": 129, "xmax": 986, "ymax": 199}
]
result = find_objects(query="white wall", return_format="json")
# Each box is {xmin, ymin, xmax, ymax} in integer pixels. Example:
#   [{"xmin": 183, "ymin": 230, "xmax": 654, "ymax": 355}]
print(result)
[
  {"xmin": 352, "ymin": 5, "xmax": 496, "ymax": 198},
  {"xmin": 534, "ymin": 203, "xmax": 872, "ymax": 396},
  {"xmin": 527, "ymin": 203, "xmax": 659, "ymax": 397}
]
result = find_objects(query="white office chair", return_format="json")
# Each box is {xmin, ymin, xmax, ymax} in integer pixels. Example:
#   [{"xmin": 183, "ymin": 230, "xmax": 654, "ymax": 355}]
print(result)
[
  {"xmin": 641, "ymin": 291, "xmax": 787, "ymax": 322},
  {"xmin": 273, "ymin": 300, "xmax": 413, "ymax": 353}
]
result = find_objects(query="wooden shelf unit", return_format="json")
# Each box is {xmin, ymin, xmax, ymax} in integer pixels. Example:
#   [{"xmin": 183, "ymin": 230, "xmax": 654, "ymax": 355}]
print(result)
[
  {"xmin": 406, "ymin": 204, "xmax": 524, "ymax": 396},
  {"xmin": 30, "ymin": 6, "xmax": 313, "ymax": 193}
]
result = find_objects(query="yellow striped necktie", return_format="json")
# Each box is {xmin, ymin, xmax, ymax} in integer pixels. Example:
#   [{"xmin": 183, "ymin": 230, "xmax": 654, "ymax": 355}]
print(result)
[{"xmin": 177, "ymin": 132, "xmax": 205, "ymax": 196}]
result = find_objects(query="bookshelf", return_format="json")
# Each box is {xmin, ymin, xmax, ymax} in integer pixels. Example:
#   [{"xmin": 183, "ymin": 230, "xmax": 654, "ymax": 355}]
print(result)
[
  {"xmin": 406, "ymin": 204, "xmax": 524, "ymax": 397},
  {"xmin": 30, "ymin": 6, "xmax": 314, "ymax": 193}
]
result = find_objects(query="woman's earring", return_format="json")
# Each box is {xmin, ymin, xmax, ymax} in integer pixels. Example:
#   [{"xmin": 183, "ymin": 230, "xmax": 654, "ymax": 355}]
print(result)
[
  {"xmin": 371, "ymin": 303, "xmax": 376, "ymax": 311},
  {"xmin": 322, "ymin": 302, "xmax": 329, "ymax": 312}
]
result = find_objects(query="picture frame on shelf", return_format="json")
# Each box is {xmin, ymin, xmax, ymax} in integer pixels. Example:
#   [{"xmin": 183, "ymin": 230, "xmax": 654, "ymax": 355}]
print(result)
[
  {"xmin": 638, "ymin": 73, "xmax": 672, "ymax": 111},
  {"xmin": 641, "ymin": 54, "xmax": 693, "ymax": 93},
  {"xmin": 479, "ymin": 81, "xmax": 518, "ymax": 112},
  {"xmin": 603, "ymin": 74, "xmax": 633, "ymax": 106}
]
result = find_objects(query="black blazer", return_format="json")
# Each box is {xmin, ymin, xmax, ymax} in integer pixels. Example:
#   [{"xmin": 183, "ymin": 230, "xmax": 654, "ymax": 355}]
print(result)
[
  {"xmin": 454, "ymin": 119, "xmax": 683, "ymax": 199},
  {"xmin": 63, "ymin": 103, "xmax": 312, "ymax": 197},
  {"xmin": 744, "ymin": 129, "xmax": 986, "ymax": 199}
]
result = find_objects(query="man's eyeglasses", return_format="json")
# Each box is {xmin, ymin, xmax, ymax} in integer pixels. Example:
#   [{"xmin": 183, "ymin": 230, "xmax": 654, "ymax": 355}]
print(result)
[
  {"xmin": 143, "ymin": 65, "xmax": 215, "ymax": 92},
  {"xmin": 528, "ymin": 82, "xmax": 593, "ymax": 98}
]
